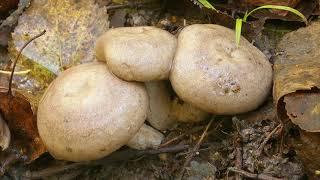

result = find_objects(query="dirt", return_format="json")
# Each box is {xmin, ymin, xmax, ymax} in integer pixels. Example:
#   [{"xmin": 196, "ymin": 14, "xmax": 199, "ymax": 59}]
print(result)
[{"xmin": 0, "ymin": 0, "xmax": 318, "ymax": 179}]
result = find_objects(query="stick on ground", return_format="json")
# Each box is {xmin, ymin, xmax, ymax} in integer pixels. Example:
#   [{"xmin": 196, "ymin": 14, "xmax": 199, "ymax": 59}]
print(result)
[
  {"xmin": 176, "ymin": 118, "xmax": 214, "ymax": 180},
  {"xmin": 228, "ymin": 167, "xmax": 284, "ymax": 180}
]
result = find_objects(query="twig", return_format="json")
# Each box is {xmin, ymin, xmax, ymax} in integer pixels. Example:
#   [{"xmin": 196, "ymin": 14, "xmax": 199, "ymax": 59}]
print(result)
[
  {"xmin": 159, "ymin": 126, "xmax": 205, "ymax": 148},
  {"xmin": 7, "ymin": 30, "xmax": 46, "ymax": 96},
  {"xmin": 24, "ymin": 162, "xmax": 89, "ymax": 179},
  {"xmin": 228, "ymin": 167, "xmax": 285, "ymax": 180},
  {"xmin": 256, "ymin": 124, "xmax": 282, "ymax": 156},
  {"xmin": 24, "ymin": 144, "xmax": 204, "ymax": 178},
  {"xmin": 0, "ymin": 69, "xmax": 30, "ymax": 75},
  {"xmin": 233, "ymin": 118, "xmax": 243, "ymax": 180},
  {"xmin": 106, "ymin": 2, "xmax": 151, "ymax": 10},
  {"xmin": 176, "ymin": 118, "xmax": 214, "ymax": 180},
  {"xmin": 175, "ymin": 147, "xmax": 210, "ymax": 157},
  {"xmin": 106, "ymin": 4, "xmax": 132, "ymax": 10}
]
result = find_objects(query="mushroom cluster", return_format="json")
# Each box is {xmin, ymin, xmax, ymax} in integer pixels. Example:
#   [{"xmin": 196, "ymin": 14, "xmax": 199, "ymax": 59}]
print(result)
[{"xmin": 37, "ymin": 25, "xmax": 272, "ymax": 162}]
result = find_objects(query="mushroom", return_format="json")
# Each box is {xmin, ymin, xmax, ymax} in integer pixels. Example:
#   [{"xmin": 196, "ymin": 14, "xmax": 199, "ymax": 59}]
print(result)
[
  {"xmin": 127, "ymin": 124, "xmax": 164, "ymax": 150},
  {"xmin": 37, "ymin": 62, "xmax": 149, "ymax": 162},
  {"xmin": 95, "ymin": 26, "xmax": 177, "ymax": 82},
  {"xmin": 170, "ymin": 24, "xmax": 272, "ymax": 114},
  {"xmin": 146, "ymin": 81, "xmax": 210, "ymax": 130},
  {"xmin": 170, "ymin": 97, "xmax": 210, "ymax": 123},
  {"xmin": 145, "ymin": 81, "xmax": 175, "ymax": 130},
  {"xmin": 0, "ymin": 114, "xmax": 10, "ymax": 151}
]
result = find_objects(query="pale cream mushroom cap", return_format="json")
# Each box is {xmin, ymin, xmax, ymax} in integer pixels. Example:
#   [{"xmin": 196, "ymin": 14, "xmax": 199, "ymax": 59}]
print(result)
[
  {"xmin": 37, "ymin": 62, "xmax": 149, "ymax": 162},
  {"xmin": 95, "ymin": 26, "xmax": 177, "ymax": 81},
  {"xmin": 170, "ymin": 24, "xmax": 272, "ymax": 114}
]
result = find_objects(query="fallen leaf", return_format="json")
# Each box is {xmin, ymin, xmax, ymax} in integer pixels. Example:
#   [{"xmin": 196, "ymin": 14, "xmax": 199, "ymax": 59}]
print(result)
[
  {"xmin": 0, "ymin": 30, "xmax": 47, "ymax": 175},
  {"xmin": 0, "ymin": 89, "xmax": 46, "ymax": 162},
  {"xmin": 0, "ymin": 0, "xmax": 31, "ymax": 47},
  {"xmin": 273, "ymin": 20, "xmax": 320, "ymax": 131},
  {"xmin": 0, "ymin": 0, "xmax": 19, "ymax": 14},
  {"xmin": 284, "ymin": 93, "xmax": 320, "ymax": 132},
  {"xmin": 237, "ymin": 99, "xmax": 276, "ymax": 124},
  {"xmin": 8, "ymin": 0, "xmax": 109, "ymax": 94},
  {"xmin": 289, "ymin": 128, "xmax": 320, "ymax": 178}
]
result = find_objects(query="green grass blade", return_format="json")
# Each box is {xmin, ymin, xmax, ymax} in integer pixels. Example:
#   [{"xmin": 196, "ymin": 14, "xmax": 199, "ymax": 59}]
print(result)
[
  {"xmin": 235, "ymin": 18, "xmax": 243, "ymax": 47},
  {"xmin": 243, "ymin": 5, "xmax": 307, "ymax": 24},
  {"xmin": 197, "ymin": 0, "xmax": 217, "ymax": 11}
]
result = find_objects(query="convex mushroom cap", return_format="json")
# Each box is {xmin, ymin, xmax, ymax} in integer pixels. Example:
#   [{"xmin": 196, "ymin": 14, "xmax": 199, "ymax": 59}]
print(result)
[
  {"xmin": 95, "ymin": 26, "xmax": 177, "ymax": 81},
  {"xmin": 37, "ymin": 62, "xmax": 149, "ymax": 162},
  {"xmin": 170, "ymin": 24, "xmax": 272, "ymax": 114}
]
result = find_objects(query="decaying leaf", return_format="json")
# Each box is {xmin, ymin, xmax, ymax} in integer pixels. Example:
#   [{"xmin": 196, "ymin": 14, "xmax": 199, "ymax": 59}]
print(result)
[
  {"xmin": 0, "ymin": 31, "xmax": 47, "ymax": 175},
  {"xmin": 284, "ymin": 93, "xmax": 320, "ymax": 132},
  {"xmin": 289, "ymin": 129, "xmax": 320, "ymax": 178},
  {"xmin": 237, "ymin": 99, "xmax": 276, "ymax": 124},
  {"xmin": 9, "ymin": 0, "xmax": 109, "ymax": 93},
  {"xmin": 273, "ymin": 20, "xmax": 320, "ymax": 132},
  {"xmin": 0, "ymin": 114, "xmax": 10, "ymax": 151},
  {"xmin": 0, "ymin": 0, "xmax": 19, "ymax": 14},
  {"xmin": 0, "ymin": 89, "xmax": 46, "ymax": 162}
]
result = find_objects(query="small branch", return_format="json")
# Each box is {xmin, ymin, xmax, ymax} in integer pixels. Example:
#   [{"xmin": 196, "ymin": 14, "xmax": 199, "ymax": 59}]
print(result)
[
  {"xmin": 176, "ymin": 118, "xmax": 214, "ymax": 180},
  {"xmin": 7, "ymin": 30, "xmax": 46, "ymax": 96},
  {"xmin": 228, "ymin": 167, "xmax": 284, "ymax": 180},
  {"xmin": 256, "ymin": 124, "xmax": 282, "ymax": 156},
  {"xmin": 233, "ymin": 118, "xmax": 243, "ymax": 180},
  {"xmin": 24, "ymin": 162, "xmax": 89, "ymax": 179},
  {"xmin": 24, "ymin": 144, "xmax": 203, "ymax": 178},
  {"xmin": 106, "ymin": 2, "xmax": 151, "ymax": 11},
  {"xmin": 0, "ymin": 69, "xmax": 30, "ymax": 75},
  {"xmin": 159, "ymin": 126, "xmax": 205, "ymax": 148},
  {"xmin": 106, "ymin": 4, "xmax": 132, "ymax": 10}
]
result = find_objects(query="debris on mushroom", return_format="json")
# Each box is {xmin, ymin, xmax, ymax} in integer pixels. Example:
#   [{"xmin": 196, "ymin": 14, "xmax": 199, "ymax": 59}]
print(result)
[
  {"xmin": 146, "ymin": 81, "xmax": 176, "ymax": 130},
  {"xmin": 37, "ymin": 62, "xmax": 149, "ymax": 162},
  {"xmin": 127, "ymin": 124, "xmax": 164, "ymax": 150},
  {"xmin": 170, "ymin": 24, "xmax": 272, "ymax": 114},
  {"xmin": 170, "ymin": 97, "xmax": 210, "ymax": 123},
  {"xmin": 0, "ymin": 114, "xmax": 10, "ymax": 151},
  {"xmin": 95, "ymin": 26, "xmax": 177, "ymax": 81},
  {"xmin": 146, "ymin": 81, "xmax": 209, "ymax": 130}
]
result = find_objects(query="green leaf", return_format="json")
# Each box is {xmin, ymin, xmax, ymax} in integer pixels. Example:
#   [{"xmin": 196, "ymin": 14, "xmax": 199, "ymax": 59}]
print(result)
[
  {"xmin": 235, "ymin": 18, "xmax": 243, "ymax": 47},
  {"xmin": 197, "ymin": 0, "xmax": 217, "ymax": 11},
  {"xmin": 243, "ymin": 5, "xmax": 307, "ymax": 24}
]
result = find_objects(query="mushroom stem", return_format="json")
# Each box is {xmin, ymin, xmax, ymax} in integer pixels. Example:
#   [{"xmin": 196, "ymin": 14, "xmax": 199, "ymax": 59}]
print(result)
[{"xmin": 127, "ymin": 124, "xmax": 164, "ymax": 150}]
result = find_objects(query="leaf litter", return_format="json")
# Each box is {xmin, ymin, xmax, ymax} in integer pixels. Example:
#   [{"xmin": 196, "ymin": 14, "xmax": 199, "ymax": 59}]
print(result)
[{"xmin": 1, "ymin": 0, "xmax": 320, "ymax": 179}]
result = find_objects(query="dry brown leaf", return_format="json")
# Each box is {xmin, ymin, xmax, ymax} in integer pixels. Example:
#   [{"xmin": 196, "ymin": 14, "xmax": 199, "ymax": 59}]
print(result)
[
  {"xmin": 0, "ymin": 88, "xmax": 46, "ymax": 163},
  {"xmin": 273, "ymin": 20, "xmax": 320, "ymax": 131},
  {"xmin": 0, "ymin": 30, "xmax": 48, "ymax": 176},
  {"xmin": 289, "ymin": 129, "xmax": 320, "ymax": 178},
  {"xmin": 284, "ymin": 93, "xmax": 320, "ymax": 132},
  {"xmin": 8, "ymin": 0, "xmax": 109, "ymax": 93},
  {"xmin": 0, "ymin": 0, "xmax": 18, "ymax": 13}
]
